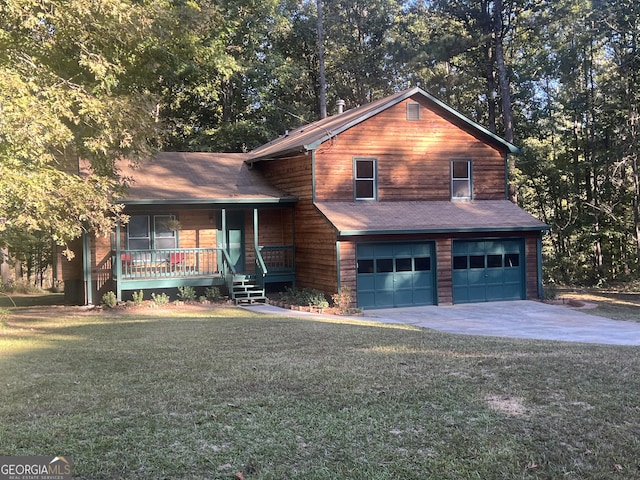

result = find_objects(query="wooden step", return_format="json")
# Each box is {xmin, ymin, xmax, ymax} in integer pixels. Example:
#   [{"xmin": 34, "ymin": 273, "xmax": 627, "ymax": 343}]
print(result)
[{"xmin": 231, "ymin": 275, "xmax": 266, "ymax": 304}]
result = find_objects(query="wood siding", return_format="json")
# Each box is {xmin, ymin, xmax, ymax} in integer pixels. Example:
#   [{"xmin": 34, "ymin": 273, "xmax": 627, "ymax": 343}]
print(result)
[
  {"xmin": 314, "ymin": 96, "xmax": 507, "ymax": 202},
  {"xmin": 525, "ymin": 234, "xmax": 540, "ymax": 300},
  {"xmin": 256, "ymin": 155, "xmax": 340, "ymax": 296},
  {"xmin": 435, "ymin": 238, "xmax": 453, "ymax": 304}
]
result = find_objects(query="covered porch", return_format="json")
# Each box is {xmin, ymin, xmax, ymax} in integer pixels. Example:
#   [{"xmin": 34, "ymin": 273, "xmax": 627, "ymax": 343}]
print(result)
[{"xmin": 88, "ymin": 204, "xmax": 297, "ymax": 304}]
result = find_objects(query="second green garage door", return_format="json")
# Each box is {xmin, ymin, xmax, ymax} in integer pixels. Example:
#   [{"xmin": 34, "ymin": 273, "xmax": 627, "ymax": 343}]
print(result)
[
  {"xmin": 356, "ymin": 242, "xmax": 436, "ymax": 309},
  {"xmin": 452, "ymin": 239, "xmax": 525, "ymax": 304}
]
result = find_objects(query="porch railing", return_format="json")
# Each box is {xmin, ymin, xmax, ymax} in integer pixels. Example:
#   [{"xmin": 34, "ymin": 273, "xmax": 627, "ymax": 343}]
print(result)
[
  {"xmin": 260, "ymin": 245, "xmax": 295, "ymax": 272},
  {"xmin": 115, "ymin": 246, "xmax": 291, "ymax": 288},
  {"xmin": 118, "ymin": 248, "xmax": 228, "ymax": 279}
]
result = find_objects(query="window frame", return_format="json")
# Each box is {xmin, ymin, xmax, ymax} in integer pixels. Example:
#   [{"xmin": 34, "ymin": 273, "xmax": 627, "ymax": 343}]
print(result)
[
  {"xmin": 353, "ymin": 157, "xmax": 378, "ymax": 201},
  {"xmin": 127, "ymin": 214, "xmax": 178, "ymax": 250},
  {"xmin": 451, "ymin": 158, "xmax": 472, "ymax": 200},
  {"xmin": 406, "ymin": 102, "xmax": 421, "ymax": 120}
]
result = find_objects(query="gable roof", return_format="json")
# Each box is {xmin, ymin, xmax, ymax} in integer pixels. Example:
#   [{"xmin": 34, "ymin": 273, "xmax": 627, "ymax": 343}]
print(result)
[
  {"xmin": 116, "ymin": 152, "xmax": 296, "ymax": 205},
  {"xmin": 247, "ymin": 87, "xmax": 520, "ymax": 163},
  {"xmin": 315, "ymin": 200, "xmax": 549, "ymax": 235}
]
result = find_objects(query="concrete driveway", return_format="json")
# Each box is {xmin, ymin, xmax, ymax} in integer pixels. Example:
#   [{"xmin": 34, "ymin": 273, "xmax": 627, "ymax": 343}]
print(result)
[{"xmin": 245, "ymin": 300, "xmax": 640, "ymax": 346}]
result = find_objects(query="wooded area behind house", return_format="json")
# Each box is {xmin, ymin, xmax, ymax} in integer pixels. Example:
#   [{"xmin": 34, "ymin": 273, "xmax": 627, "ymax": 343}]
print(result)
[{"xmin": 1, "ymin": 0, "xmax": 639, "ymax": 287}]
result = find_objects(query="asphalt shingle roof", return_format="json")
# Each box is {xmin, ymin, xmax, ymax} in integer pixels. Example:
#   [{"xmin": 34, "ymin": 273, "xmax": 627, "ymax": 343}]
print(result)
[
  {"xmin": 315, "ymin": 200, "xmax": 549, "ymax": 235},
  {"xmin": 117, "ymin": 152, "xmax": 295, "ymax": 204}
]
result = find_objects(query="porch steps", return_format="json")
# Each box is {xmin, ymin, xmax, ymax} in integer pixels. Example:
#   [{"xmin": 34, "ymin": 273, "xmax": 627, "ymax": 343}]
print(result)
[{"xmin": 231, "ymin": 275, "xmax": 267, "ymax": 304}]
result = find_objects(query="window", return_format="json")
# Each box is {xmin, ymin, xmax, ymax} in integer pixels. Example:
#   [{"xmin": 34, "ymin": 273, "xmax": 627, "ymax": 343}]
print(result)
[
  {"xmin": 354, "ymin": 157, "xmax": 377, "ymax": 200},
  {"xmin": 127, "ymin": 215, "xmax": 177, "ymax": 250},
  {"xmin": 453, "ymin": 256, "xmax": 468, "ymax": 269},
  {"xmin": 406, "ymin": 102, "xmax": 420, "ymax": 120},
  {"xmin": 451, "ymin": 159, "xmax": 472, "ymax": 200}
]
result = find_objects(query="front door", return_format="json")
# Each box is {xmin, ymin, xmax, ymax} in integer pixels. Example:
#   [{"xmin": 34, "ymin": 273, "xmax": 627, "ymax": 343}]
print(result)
[{"xmin": 217, "ymin": 211, "xmax": 245, "ymax": 272}]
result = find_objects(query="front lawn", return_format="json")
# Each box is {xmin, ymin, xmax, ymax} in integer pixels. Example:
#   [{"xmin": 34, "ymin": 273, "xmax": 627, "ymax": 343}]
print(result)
[{"xmin": 1, "ymin": 304, "xmax": 639, "ymax": 479}]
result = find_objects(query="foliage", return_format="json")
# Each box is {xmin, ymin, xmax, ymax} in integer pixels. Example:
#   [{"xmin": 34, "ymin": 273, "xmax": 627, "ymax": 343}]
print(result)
[
  {"xmin": 331, "ymin": 285, "xmax": 353, "ymax": 313},
  {"xmin": 177, "ymin": 285, "xmax": 197, "ymax": 302},
  {"xmin": 151, "ymin": 292, "xmax": 170, "ymax": 306},
  {"xmin": 101, "ymin": 291, "xmax": 117, "ymax": 308},
  {"xmin": 281, "ymin": 286, "xmax": 329, "ymax": 308},
  {"xmin": 205, "ymin": 286, "xmax": 223, "ymax": 302},
  {"xmin": 3, "ymin": 0, "xmax": 640, "ymax": 286},
  {"xmin": 131, "ymin": 290, "xmax": 144, "ymax": 307}
]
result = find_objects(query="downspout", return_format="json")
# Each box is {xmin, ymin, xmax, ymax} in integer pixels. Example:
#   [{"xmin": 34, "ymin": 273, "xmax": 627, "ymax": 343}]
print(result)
[{"xmin": 82, "ymin": 232, "xmax": 92, "ymax": 305}]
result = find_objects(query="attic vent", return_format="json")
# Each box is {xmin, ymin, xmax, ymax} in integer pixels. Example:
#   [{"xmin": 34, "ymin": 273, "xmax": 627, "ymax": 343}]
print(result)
[{"xmin": 406, "ymin": 102, "xmax": 420, "ymax": 121}]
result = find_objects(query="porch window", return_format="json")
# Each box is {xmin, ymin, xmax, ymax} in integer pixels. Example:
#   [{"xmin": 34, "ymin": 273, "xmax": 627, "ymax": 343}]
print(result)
[
  {"xmin": 354, "ymin": 157, "xmax": 377, "ymax": 201},
  {"xmin": 451, "ymin": 159, "xmax": 472, "ymax": 200},
  {"xmin": 127, "ymin": 215, "xmax": 177, "ymax": 250}
]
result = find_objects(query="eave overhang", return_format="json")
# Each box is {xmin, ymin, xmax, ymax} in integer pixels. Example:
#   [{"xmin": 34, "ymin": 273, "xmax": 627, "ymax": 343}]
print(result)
[
  {"xmin": 337, "ymin": 225, "xmax": 550, "ymax": 237},
  {"xmin": 121, "ymin": 197, "xmax": 298, "ymax": 206}
]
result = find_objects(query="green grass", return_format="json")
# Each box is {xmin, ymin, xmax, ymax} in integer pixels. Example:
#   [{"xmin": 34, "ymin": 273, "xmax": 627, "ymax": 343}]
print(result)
[
  {"xmin": 560, "ymin": 289, "xmax": 640, "ymax": 322},
  {"xmin": 1, "ymin": 304, "xmax": 640, "ymax": 479}
]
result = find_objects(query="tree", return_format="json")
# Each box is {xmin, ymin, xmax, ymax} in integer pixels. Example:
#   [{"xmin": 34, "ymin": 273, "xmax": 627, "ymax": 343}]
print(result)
[{"xmin": 0, "ymin": 0, "xmax": 231, "ymax": 258}]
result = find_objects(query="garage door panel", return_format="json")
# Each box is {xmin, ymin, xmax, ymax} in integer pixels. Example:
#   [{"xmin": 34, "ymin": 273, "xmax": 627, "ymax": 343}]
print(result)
[
  {"xmin": 452, "ymin": 239, "xmax": 524, "ymax": 304},
  {"xmin": 358, "ymin": 274, "xmax": 375, "ymax": 290},
  {"xmin": 357, "ymin": 242, "xmax": 435, "ymax": 309},
  {"xmin": 503, "ymin": 268, "xmax": 521, "ymax": 283},
  {"xmin": 375, "ymin": 272, "xmax": 395, "ymax": 290}
]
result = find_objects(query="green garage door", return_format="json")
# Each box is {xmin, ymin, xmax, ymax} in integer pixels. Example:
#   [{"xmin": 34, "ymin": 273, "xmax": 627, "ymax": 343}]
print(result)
[
  {"xmin": 357, "ymin": 242, "xmax": 435, "ymax": 309},
  {"xmin": 452, "ymin": 239, "xmax": 525, "ymax": 304}
]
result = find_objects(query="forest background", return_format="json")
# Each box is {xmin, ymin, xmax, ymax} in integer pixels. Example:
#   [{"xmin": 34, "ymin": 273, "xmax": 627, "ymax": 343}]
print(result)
[{"xmin": 1, "ymin": 0, "xmax": 638, "ymax": 288}]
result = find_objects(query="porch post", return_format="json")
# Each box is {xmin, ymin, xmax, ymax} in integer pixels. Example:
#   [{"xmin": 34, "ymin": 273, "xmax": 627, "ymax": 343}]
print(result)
[
  {"xmin": 221, "ymin": 208, "xmax": 227, "ymax": 276},
  {"xmin": 253, "ymin": 208, "xmax": 259, "ymax": 251},
  {"xmin": 115, "ymin": 220, "xmax": 122, "ymax": 302},
  {"xmin": 537, "ymin": 231, "xmax": 544, "ymax": 299},
  {"xmin": 82, "ymin": 232, "xmax": 93, "ymax": 305},
  {"xmin": 221, "ymin": 209, "xmax": 227, "ymax": 250}
]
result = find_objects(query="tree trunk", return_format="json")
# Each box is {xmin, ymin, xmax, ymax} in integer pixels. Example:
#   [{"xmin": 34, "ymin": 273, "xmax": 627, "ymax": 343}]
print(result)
[
  {"xmin": 316, "ymin": 0, "xmax": 327, "ymax": 119},
  {"xmin": 492, "ymin": 0, "xmax": 516, "ymax": 202}
]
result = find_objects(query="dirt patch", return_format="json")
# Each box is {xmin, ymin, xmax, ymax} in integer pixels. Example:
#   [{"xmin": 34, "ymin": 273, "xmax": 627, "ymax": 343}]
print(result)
[{"xmin": 486, "ymin": 394, "xmax": 530, "ymax": 417}]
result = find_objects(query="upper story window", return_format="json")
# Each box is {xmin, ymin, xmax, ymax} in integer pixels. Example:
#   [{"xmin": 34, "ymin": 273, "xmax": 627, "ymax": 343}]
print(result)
[
  {"xmin": 127, "ymin": 215, "xmax": 177, "ymax": 250},
  {"xmin": 451, "ymin": 159, "xmax": 472, "ymax": 200},
  {"xmin": 354, "ymin": 157, "xmax": 377, "ymax": 200}
]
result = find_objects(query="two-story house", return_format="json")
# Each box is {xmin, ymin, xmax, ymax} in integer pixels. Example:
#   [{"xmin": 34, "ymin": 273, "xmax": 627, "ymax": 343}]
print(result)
[{"xmin": 61, "ymin": 87, "xmax": 548, "ymax": 307}]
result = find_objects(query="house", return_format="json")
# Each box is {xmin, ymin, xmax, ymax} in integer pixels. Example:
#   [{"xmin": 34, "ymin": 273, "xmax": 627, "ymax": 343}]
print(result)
[{"xmin": 61, "ymin": 87, "xmax": 548, "ymax": 307}]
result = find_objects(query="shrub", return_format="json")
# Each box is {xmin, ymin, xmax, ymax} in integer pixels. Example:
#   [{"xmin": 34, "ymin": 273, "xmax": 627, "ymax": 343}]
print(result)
[
  {"xmin": 151, "ymin": 292, "xmax": 170, "ymax": 306},
  {"xmin": 177, "ymin": 286, "xmax": 196, "ymax": 302},
  {"xmin": 332, "ymin": 286, "xmax": 352, "ymax": 313},
  {"xmin": 132, "ymin": 290, "xmax": 144, "ymax": 306},
  {"xmin": 281, "ymin": 286, "xmax": 329, "ymax": 308},
  {"xmin": 542, "ymin": 283, "xmax": 558, "ymax": 301},
  {"xmin": 101, "ymin": 291, "xmax": 118, "ymax": 308},
  {"xmin": 205, "ymin": 286, "xmax": 223, "ymax": 302}
]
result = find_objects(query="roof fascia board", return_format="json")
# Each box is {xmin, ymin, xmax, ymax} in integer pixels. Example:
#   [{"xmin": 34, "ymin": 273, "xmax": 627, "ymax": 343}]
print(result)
[
  {"xmin": 415, "ymin": 87, "xmax": 522, "ymax": 154},
  {"xmin": 337, "ymin": 225, "xmax": 550, "ymax": 236},
  {"xmin": 122, "ymin": 197, "xmax": 298, "ymax": 206}
]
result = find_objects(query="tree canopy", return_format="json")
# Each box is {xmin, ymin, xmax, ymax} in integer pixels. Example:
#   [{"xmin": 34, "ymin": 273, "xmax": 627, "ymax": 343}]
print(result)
[{"xmin": 2, "ymin": 0, "xmax": 640, "ymax": 286}]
